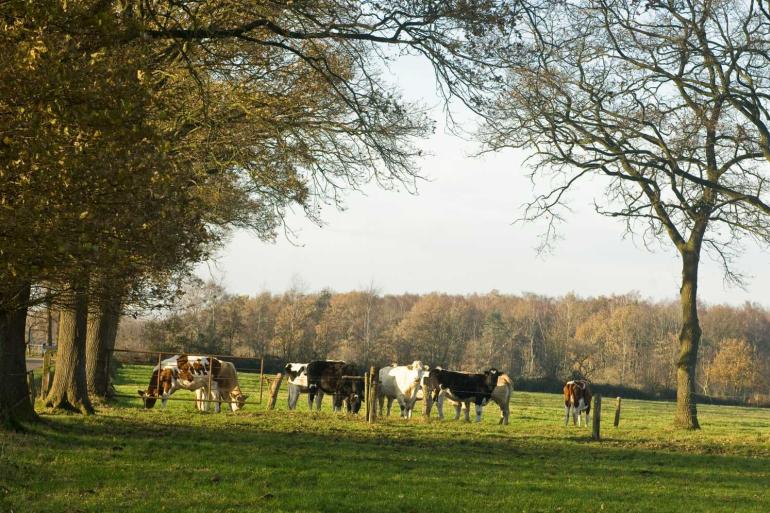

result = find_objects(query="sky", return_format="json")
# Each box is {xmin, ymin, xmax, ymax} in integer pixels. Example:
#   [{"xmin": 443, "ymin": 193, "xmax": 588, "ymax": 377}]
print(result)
[{"xmin": 197, "ymin": 57, "xmax": 770, "ymax": 307}]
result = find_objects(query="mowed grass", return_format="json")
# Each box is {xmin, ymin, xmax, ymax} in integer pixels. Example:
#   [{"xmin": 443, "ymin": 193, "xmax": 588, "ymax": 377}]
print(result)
[{"xmin": 2, "ymin": 365, "xmax": 770, "ymax": 513}]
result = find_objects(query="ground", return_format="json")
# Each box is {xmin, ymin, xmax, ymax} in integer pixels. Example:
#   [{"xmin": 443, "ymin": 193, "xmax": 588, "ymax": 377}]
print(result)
[{"xmin": 2, "ymin": 364, "xmax": 769, "ymax": 513}]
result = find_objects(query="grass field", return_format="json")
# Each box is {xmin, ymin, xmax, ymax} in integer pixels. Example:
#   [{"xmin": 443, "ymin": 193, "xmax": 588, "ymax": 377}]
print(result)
[{"xmin": 2, "ymin": 364, "xmax": 770, "ymax": 513}]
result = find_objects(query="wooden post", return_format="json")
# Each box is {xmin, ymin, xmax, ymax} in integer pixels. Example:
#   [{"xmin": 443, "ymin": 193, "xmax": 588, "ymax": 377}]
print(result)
[
  {"xmin": 592, "ymin": 394, "xmax": 602, "ymax": 440},
  {"xmin": 422, "ymin": 382, "xmax": 432, "ymax": 417},
  {"xmin": 258, "ymin": 356, "xmax": 265, "ymax": 404},
  {"xmin": 266, "ymin": 373, "xmax": 283, "ymax": 410},
  {"xmin": 156, "ymin": 352, "xmax": 162, "ymax": 406},
  {"xmin": 368, "ymin": 366, "xmax": 377, "ymax": 424},
  {"xmin": 207, "ymin": 355, "xmax": 214, "ymax": 411},
  {"xmin": 613, "ymin": 396, "xmax": 622, "ymax": 428},
  {"xmin": 105, "ymin": 350, "xmax": 112, "ymax": 398},
  {"xmin": 40, "ymin": 349, "xmax": 52, "ymax": 398},
  {"xmin": 27, "ymin": 371, "xmax": 36, "ymax": 406},
  {"xmin": 364, "ymin": 370, "xmax": 370, "ymax": 419}
]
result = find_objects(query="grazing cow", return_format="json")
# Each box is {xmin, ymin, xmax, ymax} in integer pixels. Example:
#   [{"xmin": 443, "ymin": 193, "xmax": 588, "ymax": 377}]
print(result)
[
  {"xmin": 563, "ymin": 379, "xmax": 592, "ymax": 426},
  {"xmin": 137, "ymin": 355, "xmax": 246, "ymax": 412},
  {"xmin": 376, "ymin": 361, "xmax": 428, "ymax": 419},
  {"xmin": 306, "ymin": 360, "xmax": 363, "ymax": 413},
  {"xmin": 285, "ymin": 363, "xmax": 324, "ymax": 410},
  {"xmin": 446, "ymin": 373, "xmax": 514, "ymax": 425},
  {"xmin": 427, "ymin": 367, "xmax": 500, "ymax": 422},
  {"xmin": 209, "ymin": 360, "xmax": 248, "ymax": 412}
]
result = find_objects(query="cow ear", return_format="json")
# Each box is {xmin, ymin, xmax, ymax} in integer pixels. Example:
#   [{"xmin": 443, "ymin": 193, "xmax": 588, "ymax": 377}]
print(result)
[
  {"xmin": 137, "ymin": 390, "xmax": 146, "ymax": 397},
  {"xmin": 423, "ymin": 365, "xmax": 429, "ymax": 371}
]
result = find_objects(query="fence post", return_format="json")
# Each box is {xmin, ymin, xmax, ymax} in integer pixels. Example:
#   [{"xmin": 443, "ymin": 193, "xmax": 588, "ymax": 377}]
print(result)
[
  {"xmin": 592, "ymin": 394, "xmax": 602, "ymax": 440},
  {"xmin": 27, "ymin": 371, "xmax": 36, "ymax": 406},
  {"xmin": 614, "ymin": 396, "xmax": 622, "ymax": 428},
  {"xmin": 422, "ymin": 381, "xmax": 432, "ymax": 417},
  {"xmin": 40, "ymin": 349, "xmax": 52, "ymax": 398},
  {"xmin": 364, "ymin": 370, "xmax": 370, "ymax": 419},
  {"xmin": 267, "ymin": 373, "xmax": 283, "ymax": 410},
  {"xmin": 368, "ymin": 366, "xmax": 377, "ymax": 424},
  {"xmin": 259, "ymin": 356, "xmax": 265, "ymax": 404}
]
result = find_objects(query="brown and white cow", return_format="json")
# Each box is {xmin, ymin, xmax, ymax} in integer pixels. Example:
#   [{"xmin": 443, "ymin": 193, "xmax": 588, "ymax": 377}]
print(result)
[
  {"xmin": 563, "ymin": 379, "xmax": 592, "ymax": 426},
  {"xmin": 209, "ymin": 360, "xmax": 248, "ymax": 412},
  {"xmin": 137, "ymin": 355, "xmax": 246, "ymax": 412}
]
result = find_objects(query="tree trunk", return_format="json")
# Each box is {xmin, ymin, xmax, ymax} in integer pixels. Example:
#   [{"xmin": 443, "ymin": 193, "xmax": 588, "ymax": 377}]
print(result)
[
  {"xmin": 0, "ymin": 283, "xmax": 37, "ymax": 429},
  {"xmin": 85, "ymin": 295, "xmax": 121, "ymax": 400},
  {"xmin": 45, "ymin": 283, "xmax": 93, "ymax": 414},
  {"xmin": 675, "ymin": 249, "xmax": 701, "ymax": 429}
]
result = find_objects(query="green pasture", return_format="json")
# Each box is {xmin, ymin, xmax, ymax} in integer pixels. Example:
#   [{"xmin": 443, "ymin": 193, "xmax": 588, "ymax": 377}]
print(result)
[{"xmin": 2, "ymin": 364, "xmax": 770, "ymax": 512}]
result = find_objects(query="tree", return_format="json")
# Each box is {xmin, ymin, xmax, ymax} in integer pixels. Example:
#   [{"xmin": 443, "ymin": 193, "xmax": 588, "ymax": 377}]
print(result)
[
  {"xmin": 481, "ymin": 0, "xmax": 770, "ymax": 428},
  {"xmin": 707, "ymin": 339, "xmax": 758, "ymax": 400},
  {"xmin": 1, "ymin": 0, "xmax": 520, "ymax": 424}
]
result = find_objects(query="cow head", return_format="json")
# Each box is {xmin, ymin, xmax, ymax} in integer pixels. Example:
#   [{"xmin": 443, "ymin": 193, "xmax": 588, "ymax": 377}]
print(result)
[
  {"xmin": 484, "ymin": 368, "xmax": 501, "ymax": 392},
  {"xmin": 137, "ymin": 368, "xmax": 174, "ymax": 409},
  {"xmin": 232, "ymin": 393, "xmax": 249, "ymax": 411}
]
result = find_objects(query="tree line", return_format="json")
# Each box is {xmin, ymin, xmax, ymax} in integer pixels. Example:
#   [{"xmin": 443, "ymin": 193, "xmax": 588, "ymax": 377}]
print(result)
[
  {"xmin": 3, "ymin": 1, "xmax": 770, "ymax": 430},
  {"xmin": 113, "ymin": 281, "xmax": 770, "ymax": 404}
]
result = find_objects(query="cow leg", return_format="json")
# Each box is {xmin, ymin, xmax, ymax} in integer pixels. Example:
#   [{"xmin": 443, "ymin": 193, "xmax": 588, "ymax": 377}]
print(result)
[
  {"xmin": 377, "ymin": 391, "xmax": 384, "ymax": 416},
  {"xmin": 500, "ymin": 403, "xmax": 509, "ymax": 425},
  {"xmin": 386, "ymin": 397, "xmax": 394, "ymax": 416},
  {"xmin": 287, "ymin": 385, "xmax": 297, "ymax": 410},
  {"xmin": 436, "ymin": 392, "xmax": 445, "ymax": 420},
  {"xmin": 576, "ymin": 398, "xmax": 585, "ymax": 427},
  {"xmin": 308, "ymin": 387, "xmax": 317, "ymax": 411},
  {"xmin": 474, "ymin": 401, "xmax": 483, "ymax": 422},
  {"xmin": 332, "ymin": 393, "xmax": 340, "ymax": 412},
  {"xmin": 317, "ymin": 391, "xmax": 324, "ymax": 411},
  {"xmin": 453, "ymin": 402, "xmax": 462, "ymax": 420},
  {"xmin": 464, "ymin": 401, "xmax": 472, "ymax": 422},
  {"xmin": 564, "ymin": 404, "xmax": 570, "ymax": 426},
  {"xmin": 397, "ymin": 396, "xmax": 406, "ymax": 418}
]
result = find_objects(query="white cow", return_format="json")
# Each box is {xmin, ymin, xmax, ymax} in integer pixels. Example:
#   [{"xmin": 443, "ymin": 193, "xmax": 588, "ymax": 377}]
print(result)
[
  {"xmin": 446, "ymin": 373, "xmax": 513, "ymax": 424},
  {"xmin": 376, "ymin": 361, "xmax": 428, "ymax": 419}
]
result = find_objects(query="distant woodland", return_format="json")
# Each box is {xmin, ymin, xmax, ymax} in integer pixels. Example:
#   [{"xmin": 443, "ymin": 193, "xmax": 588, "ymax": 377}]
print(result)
[{"xmin": 95, "ymin": 281, "xmax": 770, "ymax": 404}]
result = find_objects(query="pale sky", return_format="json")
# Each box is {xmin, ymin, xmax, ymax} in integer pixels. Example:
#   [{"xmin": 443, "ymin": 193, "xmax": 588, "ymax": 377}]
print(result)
[{"xmin": 197, "ymin": 57, "xmax": 770, "ymax": 307}]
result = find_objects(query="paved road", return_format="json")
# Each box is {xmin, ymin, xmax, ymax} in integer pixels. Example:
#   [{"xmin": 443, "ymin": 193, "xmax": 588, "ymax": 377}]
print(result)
[{"xmin": 26, "ymin": 357, "xmax": 44, "ymax": 371}]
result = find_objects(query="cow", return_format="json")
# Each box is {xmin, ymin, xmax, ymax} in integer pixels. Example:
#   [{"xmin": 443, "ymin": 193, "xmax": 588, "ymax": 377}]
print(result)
[
  {"xmin": 285, "ymin": 363, "xmax": 324, "ymax": 410},
  {"xmin": 564, "ymin": 379, "xmax": 592, "ymax": 426},
  {"xmin": 137, "ymin": 355, "xmax": 246, "ymax": 412},
  {"xmin": 445, "ymin": 373, "xmax": 514, "ymax": 425},
  {"xmin": 427, "ymin": 367, "xmax": 500, "ymax": 422},
  {"xmin": 376, "ymin": 361, "xmax": 428, "ymax": 419},
  {"xmin": 208, "ymin": 360, "xmax": 248, "ymax": 412},
  {"xmin": 306, "ymin": 360, "xmax": 363, "ymax": 413}
]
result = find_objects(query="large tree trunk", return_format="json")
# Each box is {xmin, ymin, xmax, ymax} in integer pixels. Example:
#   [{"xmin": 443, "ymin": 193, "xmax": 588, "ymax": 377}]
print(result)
[
  {"xmin": 0, "ymin": 283, "xmax": 37, "ymax": 429},
  {"xmin": 675, "ymin": 249, "xmax": 701, "ymax": 429},
  {"xmin": 45, "ymin": 283, "xmax": 93, "ymax": 414},
  {"xmin": 86, "ymin": 295, "xmax": 121, "ymax": 400}
]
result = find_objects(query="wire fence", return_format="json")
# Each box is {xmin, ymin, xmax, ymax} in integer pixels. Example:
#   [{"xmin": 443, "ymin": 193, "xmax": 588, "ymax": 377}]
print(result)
[{"xmin": 109, "ymin": 348, "xmax": 269, "ymax": 408}]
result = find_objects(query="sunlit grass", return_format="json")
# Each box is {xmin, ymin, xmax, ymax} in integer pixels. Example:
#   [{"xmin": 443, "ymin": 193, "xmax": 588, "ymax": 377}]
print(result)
[{"xmin": 2, "ymin": 364, "xmax": 769, "ymax": 512}]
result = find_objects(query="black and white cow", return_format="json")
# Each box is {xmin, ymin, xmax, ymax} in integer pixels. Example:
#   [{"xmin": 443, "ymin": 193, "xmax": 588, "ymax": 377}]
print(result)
[
  {"xmin": 284, "ymin": 363, "xmax": 324, "ymax": 410},
  {"xmin": 306, "ymin": 360, "xmax": 363, "ymax": 413},
  {"xmin": 444, "ymin": 373, "xmax": 513, "ymax": 425},
  {"xmin": 426, "ymin": 367, "xmax": 500, "ymax": 422}
]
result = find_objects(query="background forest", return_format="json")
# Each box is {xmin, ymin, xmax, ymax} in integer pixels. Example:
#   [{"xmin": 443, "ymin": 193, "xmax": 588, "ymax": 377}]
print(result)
[{"xmin": 28, "ymin": 281, "xmax": 766, "ymax": 404}]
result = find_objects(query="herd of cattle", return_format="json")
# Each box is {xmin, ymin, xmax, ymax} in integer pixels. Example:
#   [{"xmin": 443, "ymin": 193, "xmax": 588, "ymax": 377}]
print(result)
[{"xmin": 137, "ymin": 355, "xmax": 593, "ymax": 426}]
